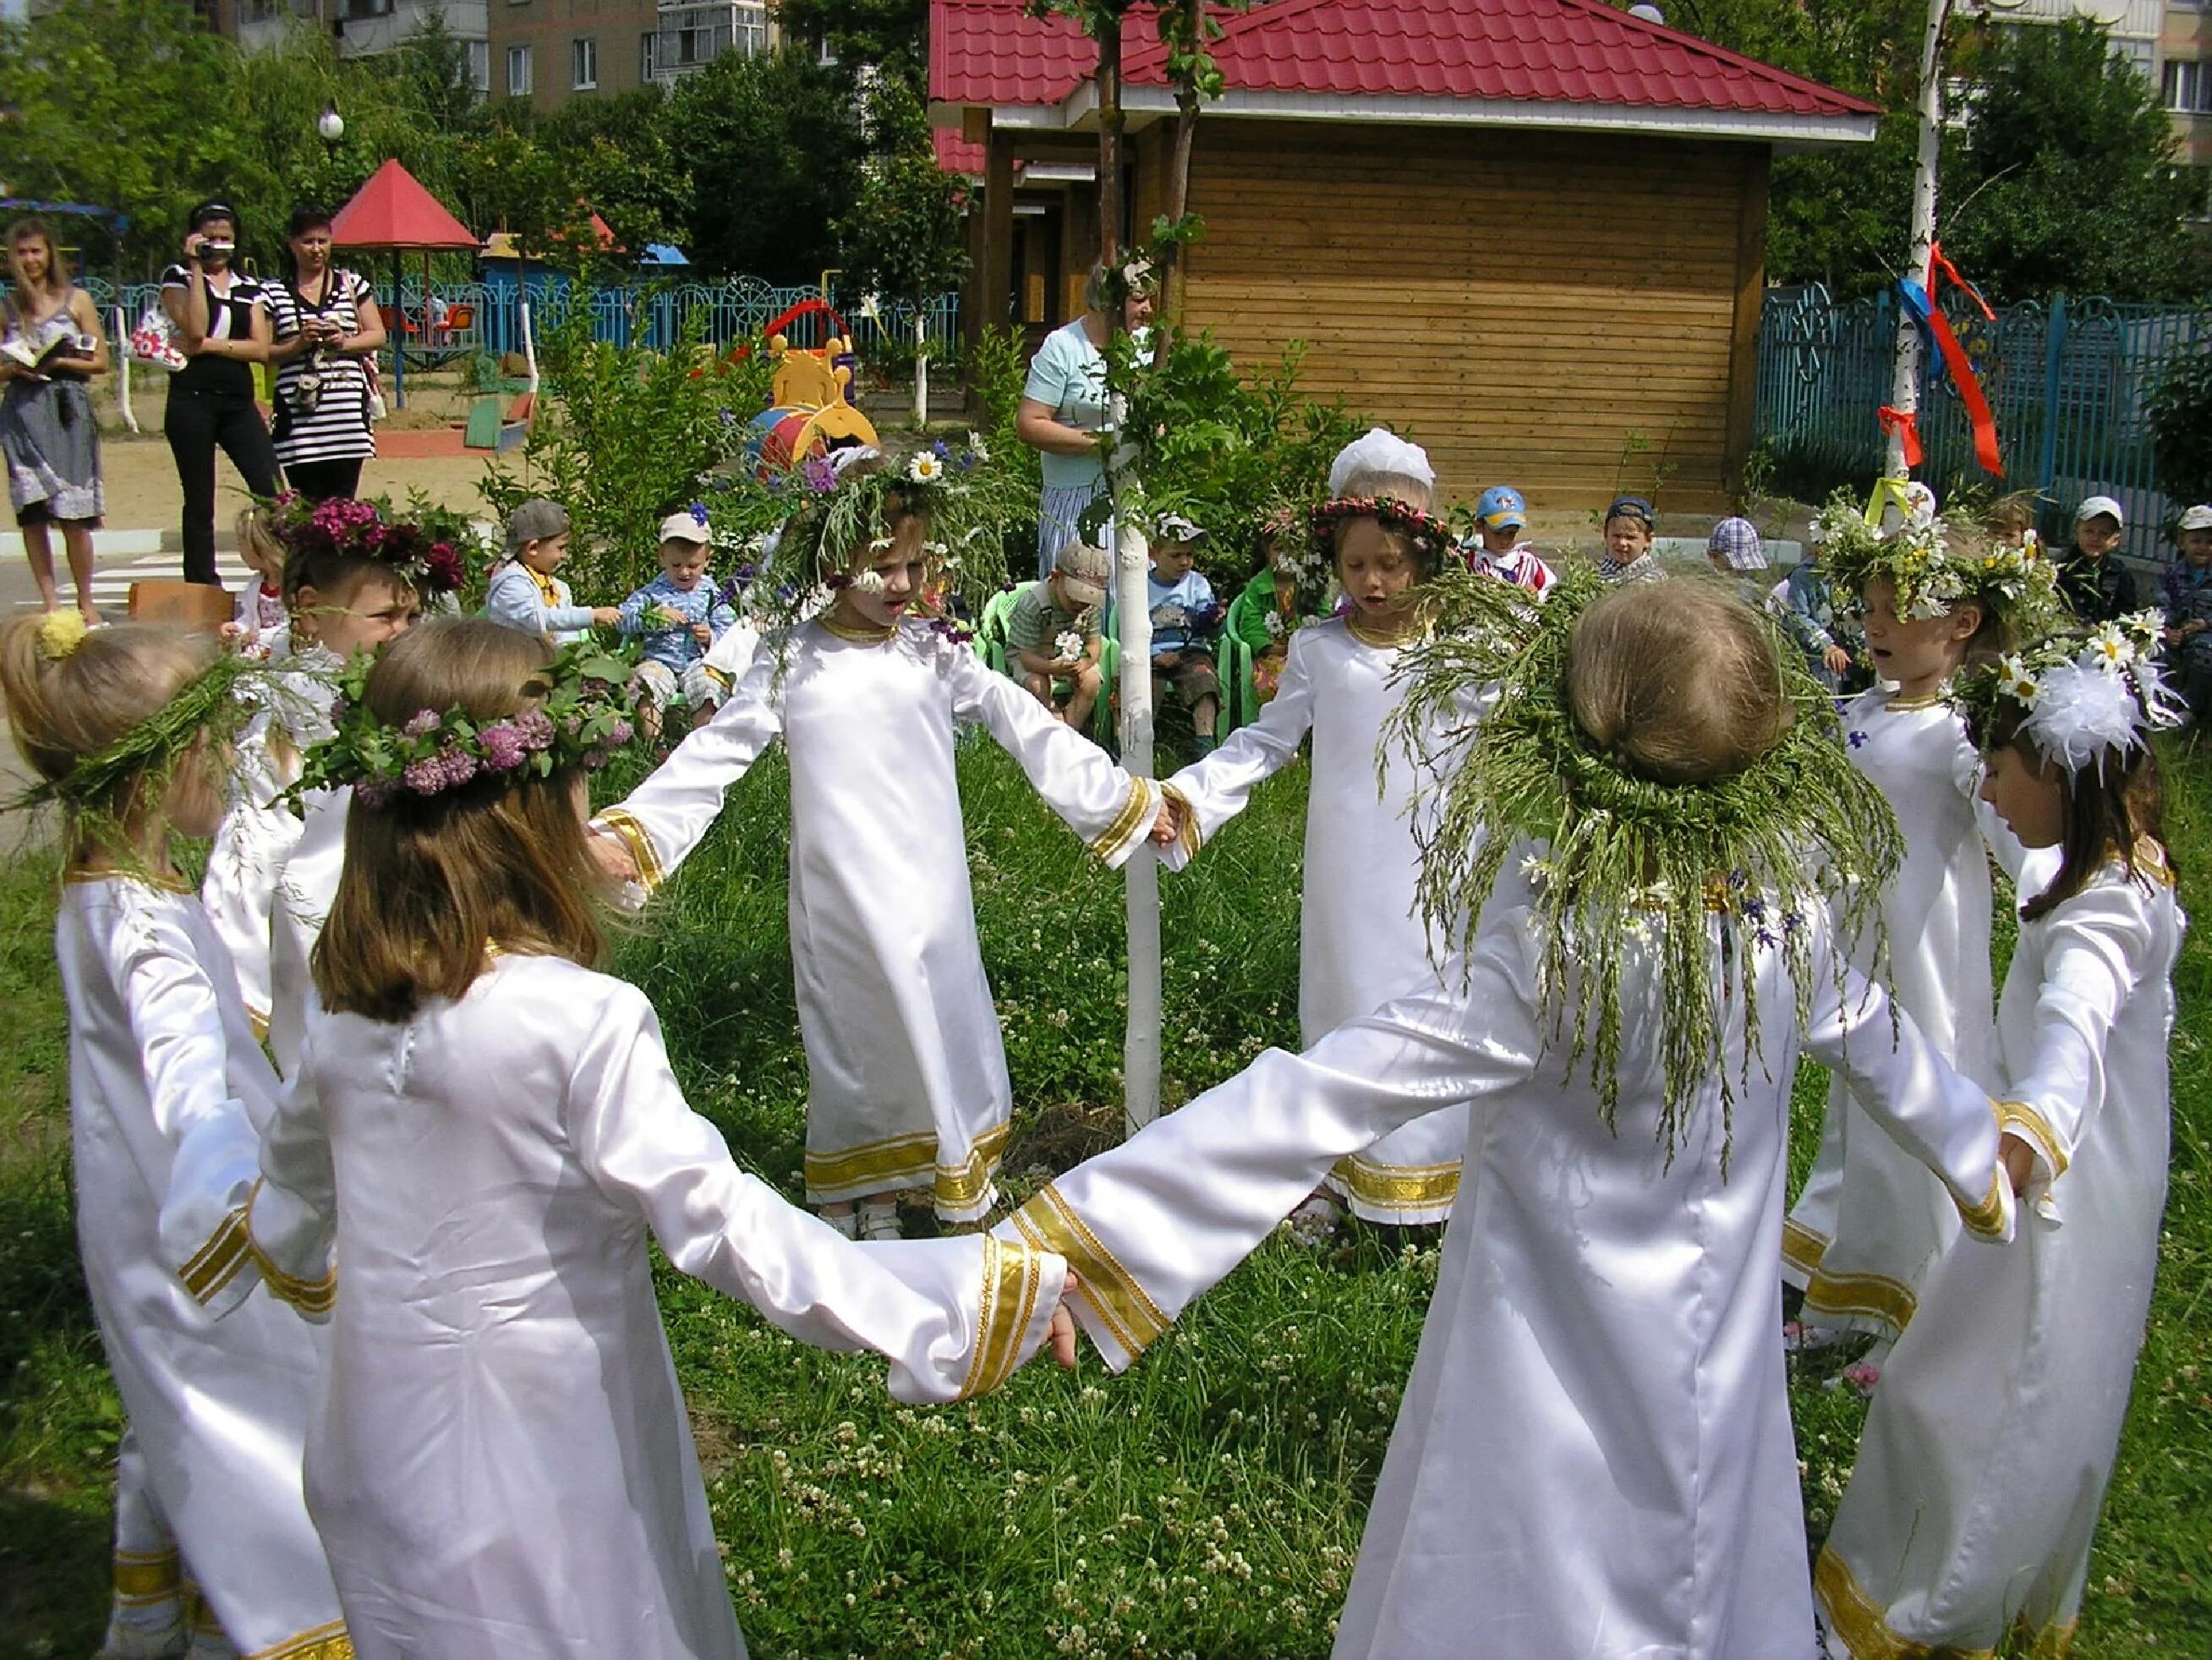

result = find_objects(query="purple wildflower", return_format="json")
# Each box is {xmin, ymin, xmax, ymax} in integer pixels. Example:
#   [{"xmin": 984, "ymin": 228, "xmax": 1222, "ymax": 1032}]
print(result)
[
  {"xmin": 355, "ymin": 781, "xmax": 394, "ymax": 809},
  {"xmin": 688, "ymin": 501, "xmax": 709, "ymax": 525},
  {"xmin": 402, "ymin": 709, "xmax": 442, "ymax": 738},
  {"xmin": 802, "ymin": 455, "xmax": 838, "ymax": 494},
  {"xmin": 605, "ymin": 719, "xmax": 634, "ymax": 748},
  {"xmin": 481, "ymin": 722, "xmax": 529, "ymax": 770},
  {"xmin": 403, "ymin": 757, "xmax": 445, "ymax": 795},
  {"xmin": 515, "ymin": 709, "xmax": 556, "ymax": 748},
  {"xmin": 1848, "ymin": 731, "xmax": 1869, "ymax": 749}
]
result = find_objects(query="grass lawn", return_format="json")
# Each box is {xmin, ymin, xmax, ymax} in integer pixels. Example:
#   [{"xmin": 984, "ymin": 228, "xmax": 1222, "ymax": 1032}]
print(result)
[{"xmin": 0, "ymin": 737, "xmax": 2206, "ymax": 1657}]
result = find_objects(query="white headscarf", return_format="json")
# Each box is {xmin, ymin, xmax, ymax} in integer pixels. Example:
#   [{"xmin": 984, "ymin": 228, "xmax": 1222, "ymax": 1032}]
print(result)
[{"xmin": 1328, "ymin": 428, "xmax": 1434, "ymax": 497}]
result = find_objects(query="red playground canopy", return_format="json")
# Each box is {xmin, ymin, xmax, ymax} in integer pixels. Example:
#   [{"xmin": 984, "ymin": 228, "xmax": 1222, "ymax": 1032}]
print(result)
[{"xmin": 330, "ymin": 160, "xmax": 477, "ymax": 251}]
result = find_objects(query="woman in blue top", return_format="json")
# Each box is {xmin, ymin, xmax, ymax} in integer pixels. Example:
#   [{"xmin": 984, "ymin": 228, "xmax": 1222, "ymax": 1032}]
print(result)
[{"xmin": 1014, "ymin": 262, "xmax": 1154, "ymax": 580}]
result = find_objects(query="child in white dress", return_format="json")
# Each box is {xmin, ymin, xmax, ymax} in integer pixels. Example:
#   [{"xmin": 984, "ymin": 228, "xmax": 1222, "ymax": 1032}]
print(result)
[
  {"xmin": 999, "ymin": 576, "xmax": 2020, "ymax": 1660},
  {"xmin": 591, "ymin": 452, "xmax": 1168, "ymax": 1239},
  {"xmin": 1157, "ymin": 428, "xmax": 1477, "ymax": 1230},
  {"xmin": 247, "ymin": 617, "xmax": 1072, "ymax": 1658},
  {"xmin": 1783, "ymin": 504, "xmax": 2060, "ymax": 1362},
  {"xmin": 1817, "ymin": 614, "xmax": 2183, "ymax": 1657},
  {"xmin": 200, "ymin": 508, "xmax": 437, "ymax": 1074},
  {"xmin": 0, "ymin": 611, "xmax": 347, "ymax": 1660}
]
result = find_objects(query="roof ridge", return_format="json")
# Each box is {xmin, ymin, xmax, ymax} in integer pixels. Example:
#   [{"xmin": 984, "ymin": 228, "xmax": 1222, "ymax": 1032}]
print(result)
[{"xmin": 1499, "ymin": 0, "xmax": 1875, "ymax": 115}]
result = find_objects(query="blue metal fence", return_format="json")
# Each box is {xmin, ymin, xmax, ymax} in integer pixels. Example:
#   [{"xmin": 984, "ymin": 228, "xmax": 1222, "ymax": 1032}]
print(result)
[
  {"xmin": 87, "ymin": 275, "xmax": 961, "ymax": 372},
  {"xmin": 1754, "ymin": 283, "xmax": 2212, "ymax": 561}
]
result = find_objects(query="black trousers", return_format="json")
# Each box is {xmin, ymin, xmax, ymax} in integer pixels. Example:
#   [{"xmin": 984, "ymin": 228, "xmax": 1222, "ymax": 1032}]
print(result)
[
  {"xmin": 283, "ymin": 457, "xmax": 364, "ymax": 501},
  {"xmin": 163, "ymin": 386, "xmax": 280, "ymax": 585}
]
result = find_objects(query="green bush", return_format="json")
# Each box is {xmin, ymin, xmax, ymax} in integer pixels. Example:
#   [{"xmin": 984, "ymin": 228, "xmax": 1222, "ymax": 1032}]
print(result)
[{"xmin": 2148, "ymin": 340, "xmax": 2212, "ymax": 527}]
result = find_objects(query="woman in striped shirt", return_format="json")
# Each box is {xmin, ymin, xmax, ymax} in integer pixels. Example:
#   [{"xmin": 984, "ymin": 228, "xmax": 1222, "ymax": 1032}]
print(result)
[
  {"xmin": 162, "ymin": 200, "xmax": 279, "ymax": 585},
  {"xmin": 265, "ymin": 204, "xmax": 386, "ymax": 501}
]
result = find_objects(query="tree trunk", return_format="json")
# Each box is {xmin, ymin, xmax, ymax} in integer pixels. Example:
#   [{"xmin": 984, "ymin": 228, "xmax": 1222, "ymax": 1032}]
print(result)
[
  {"xmin": 1888, "ymin": 0, "xmax": 1947, "ymax": 484},
  {"xmin": 1098, "ymin": 9, "xmax": 1125, "ymax": 266},
  {"xmin": 1114, "ymin": 515, "xmax": 1160, "ymax": 1135},
  {"xmin": 1153, "ymin": 0, "xmax": 1204, "ymax": 368}
]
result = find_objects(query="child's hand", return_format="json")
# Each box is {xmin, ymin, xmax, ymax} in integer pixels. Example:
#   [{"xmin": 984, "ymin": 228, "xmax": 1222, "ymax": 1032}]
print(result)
[
  {"xmin": 586, "ymin": 827, "xmax": 641, "ymax": 885},
  {"xmin": 1823, "ymin": 644, "xmax": 1853, "ymax": 676},
  {"xmin": 691, "ymin": 621, "xmax": 713, "ymax": 647},
  {"xmin": 1049, "ymin": 1269, "xmax": 1082, "ymax": 1369},
  {"xmin": 1148, "ymin": 796, "xmax": 1181, "ymax": 846},
  {"xmin": 1999, "ymin": 1131, "xmax": 2036, "ymax": 1197},
  {"xmin": 592, "ymin": 606, "xmax": 622, "ymax": 627},
  {"xmin": 1153, "ymin": 649, "xmax": 1181, "ymax": 670}
]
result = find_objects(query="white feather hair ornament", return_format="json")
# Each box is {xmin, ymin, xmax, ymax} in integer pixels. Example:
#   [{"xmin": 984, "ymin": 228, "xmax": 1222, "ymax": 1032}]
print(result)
[
  {"xmin": 2018, "ymin": 632, "xmax": 2185, "ymax": 777},
  {"xmin": 1328, "ymin": 427, "xmax": 1435, "ymax": 496}
]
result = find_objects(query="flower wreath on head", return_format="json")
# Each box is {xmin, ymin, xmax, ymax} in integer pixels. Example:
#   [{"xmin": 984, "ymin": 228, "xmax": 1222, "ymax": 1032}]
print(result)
[
  {"xmin": 1811, "ymin": 482, "xmax": 2062, "ymax": 633},
  {"xmin": 269, "ymin": 492, "xmax": 474, "ymax": 598},
  {"xmin": 747, "ymin": 434, "xmax": 1021, "ymax": 649},
  {"xmin": 293, "ymin": 641, "xmax": 641, "ymax": 811},
  {"xmin": 1383, "ymin": 565, "xmax": 1901, "ymax": 1160},
  {"xmin": 1295, "ymin": 496, "xmax": 1460, "ymax": 618},
  {"xmin": 13, "ymin": 610, "xmax": 268, "ymax": 826},
  {"xmin": 1957, "ymin": 611, "xmax": 2182, "ymax": 778}
]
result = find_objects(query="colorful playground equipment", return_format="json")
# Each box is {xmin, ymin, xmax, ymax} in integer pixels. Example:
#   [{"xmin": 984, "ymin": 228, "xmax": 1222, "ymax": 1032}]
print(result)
[{"xmin": 743, "ymin": 299, "xmax": 880, "ymax": 470}]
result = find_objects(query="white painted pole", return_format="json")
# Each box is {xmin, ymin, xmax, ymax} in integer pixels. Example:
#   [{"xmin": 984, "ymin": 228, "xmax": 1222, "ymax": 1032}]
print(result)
[
  {"xmin": 912, "ymin": 310, "xmax": 928, "ymax": 428},
  {"xmin": 1888, "ymin": 0, "xmax": 1948, "ymax": 479},
  {"xmin": 112, "ymin": 305, "xmax": 139, "ymax": 435},
  {"xmin": 521, "ymin": 298, "xmax": 540, "ymax": 403},
  {"xmin": 1115, "ymin": 513, "xmax": 1161, "ymax": 1135}
]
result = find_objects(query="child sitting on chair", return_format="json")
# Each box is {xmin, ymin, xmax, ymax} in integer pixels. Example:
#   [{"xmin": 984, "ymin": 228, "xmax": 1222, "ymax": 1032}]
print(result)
[
  {"xmin": 618, "ymin": 507, "xmax": 739, "ymax": 736},
  {"xmin": 485, "ymin": 498, "xmax": 620, "ymax": 645},
  {"xmin": 1469, "ymin": 485, "xmax": 1557, "ymax": 596},
  {"xmin": 1008, "ymin": 540, "xmax": 1109, "ymax": 727},
  {"xmin": 1147, "ymin": 512, "xmax": 1222, "ymax": 756}
]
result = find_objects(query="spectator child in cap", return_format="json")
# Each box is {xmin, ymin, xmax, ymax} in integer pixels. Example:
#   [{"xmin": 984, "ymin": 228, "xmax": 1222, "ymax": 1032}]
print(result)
[
  {"xmin": 2058, "ymin": 495, "xmax": 2138, "ymax": 624},
  {"xmin": 618, "ymin": 508, "xmax": 740, "ymax": 739},
  {"xmin": 1599, "ymin": 496, "xmax": 1662, "ymax": 586},
  {"xmin": 2162, "ymin": 502, "xmax": 2212, "ymax": 722},
  {"xmin": 1711, "ymin": 516, "xmax": 1856, "ymax": 678},
  {"xmin": 1147, "ymin": 512, "xmax": 1222, "ymax": 756},
  {"xmin": 1007, "ymin": 540, "xmax": 1109, "ymax": 727},
  {"xmin": 485, "ymin": 498, "xmax": 620, "ymax": 645},
  {"xmin": 1470, "ymin": 485, "xmax": 1557, "ymax": 597}
]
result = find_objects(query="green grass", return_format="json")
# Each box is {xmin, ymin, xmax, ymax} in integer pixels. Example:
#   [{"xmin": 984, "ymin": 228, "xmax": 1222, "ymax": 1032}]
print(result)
[{"xmin": 1, "ymin": 742, "xmax": 2207, "ymax": 1657}]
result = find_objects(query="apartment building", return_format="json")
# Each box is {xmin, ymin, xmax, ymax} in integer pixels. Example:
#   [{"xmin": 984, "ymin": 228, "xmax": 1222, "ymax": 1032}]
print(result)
[
  {"xmin": 487, "ymin": 0, "xmax": 773, "ymax": 109},
  {"xmin": 2160, "ymin": 0, "xmax": 2212, "ymax": 167}
]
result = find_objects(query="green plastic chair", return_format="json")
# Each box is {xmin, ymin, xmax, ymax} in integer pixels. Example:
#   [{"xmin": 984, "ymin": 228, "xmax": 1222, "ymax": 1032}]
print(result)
[
  {"xmin": 976, "ymin": 586, "xmax": 1022, "ymax": 677},
  {"xmin": 1216, "ymin": 584, "xmax": 1277, "ymax": 734}
]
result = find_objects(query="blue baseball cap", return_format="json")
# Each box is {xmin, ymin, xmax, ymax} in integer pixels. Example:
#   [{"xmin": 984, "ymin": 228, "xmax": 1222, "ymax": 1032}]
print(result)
[{"xmin": 1476, "ymin": 485, "xmax": 1528, "ymax": 531}]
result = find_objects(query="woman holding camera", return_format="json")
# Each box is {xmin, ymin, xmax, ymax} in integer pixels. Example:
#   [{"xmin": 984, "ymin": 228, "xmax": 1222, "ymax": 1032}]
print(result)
[
  {"xmin": 161, "ymin": 199, "xmax": 280, "ymax": 585},
  {"xmin": 265, "ymin": 204, "xmax": 385, "ymax": 501}
]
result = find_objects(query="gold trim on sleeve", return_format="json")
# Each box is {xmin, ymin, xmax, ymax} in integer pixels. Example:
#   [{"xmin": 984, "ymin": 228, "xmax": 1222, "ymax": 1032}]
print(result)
[
  {"xmin": 1955, "ymin": 1168, "xmax": 2010, "ymax": 1241},
  {"xmin": 1008, "ymin": 1184, "xmax": 1168, "ymax": 1361},
  {"xmin": 1159, "ymin": 782, "xmax": 1203, "ymax": 861},
  {"xmin": 593, "ymin": 808, "xmax": 665, "ymax": 894},
  {"xmin": 1781, "ymin": 1218, "xmax": 1830, "ymax": 1279},
  {"xmin": 180, "ymin": 1208, "xmax": 252, "ymax": 1305},
  {"xmin": 1813, "ymin": 1545, "xmax": 1996, "ymax": 1660},
  {"xmin": 245, "ymin": 1181, "xmax": 337, "ymax": 1317},
  {"xmin": 960, "ymin": 1234, "xmax": 1048, "ymax": 1400},
  {"xmin": 1087, "ymin": 776, "xmax": 1159, "ymax": 866},
  {"xmin": 1996, "ymin": 1098, "xmax": 2068, "ymax": 1181},
  {"xmin": 1322, "ymin": 1154, "xmax": 1461, "ymax": 1217}
]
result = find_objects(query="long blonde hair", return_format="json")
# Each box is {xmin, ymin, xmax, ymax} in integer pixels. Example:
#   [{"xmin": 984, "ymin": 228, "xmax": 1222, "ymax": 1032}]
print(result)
[
  {"xmin": 313, "ymin": 617, "xmax": 606, "ymax": 1022},
  {"xmin": 0, "ymin": 617, "xmax": 216, "ymax": 792},
  {"xmin": 5, "ymin": 217, "xmax": 68, "ymax": 309}
]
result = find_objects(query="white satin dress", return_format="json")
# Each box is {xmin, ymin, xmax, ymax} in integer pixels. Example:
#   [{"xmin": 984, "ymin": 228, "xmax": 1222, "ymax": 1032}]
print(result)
[
  {"xmin": 249, "ymin": 952, "xmax": 1066, "ymax": 1658},
  {"xmin": 201, "ymin": 641, "xmax": 347, "ymax": 1076},
  {"xmin": 596, "ymin": 617, "xmax": 1159, "ymax": 1219},
  {"xmin": 997, "ymin": 862, "xmax": 2012, "ymax": 1659},
  {"xmin": 1784, "ymin": 689, "xmax": 1996, "ymax": 1340},
  {"xmin": 1817, "ymin": 850, "xmax": 2181, "ymax": 1657},
  {"xmin": 1160, "ymin": 616, "xmax": 1470, "ymax": 1224},
  {"xmin": 57, "ymin": 873, "xmax": 347, "ymax": 1659}
]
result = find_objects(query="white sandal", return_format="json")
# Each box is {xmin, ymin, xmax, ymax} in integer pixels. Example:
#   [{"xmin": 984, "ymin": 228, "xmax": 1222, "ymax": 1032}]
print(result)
[
  {"xmin": 819, "ymin": 1207, "xmax": 860, "ymax": 1240},
  {"xmin": 1285, "ymin": 1193, "xmax": 1344, "ymax": 1244},
  {"xmin": 858, "ymin": 1200, "xmax": 903, "ymax": 1241}
]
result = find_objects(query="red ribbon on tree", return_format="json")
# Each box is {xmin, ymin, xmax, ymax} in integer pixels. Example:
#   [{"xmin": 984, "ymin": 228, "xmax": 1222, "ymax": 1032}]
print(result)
[
  {"xmin": 1897, "ymin": 241, "xmax": 2003, "ymax": 476},
  {"xmin": 1877, "ymin": 405, "xmax": 1925, "ymax": 467}
]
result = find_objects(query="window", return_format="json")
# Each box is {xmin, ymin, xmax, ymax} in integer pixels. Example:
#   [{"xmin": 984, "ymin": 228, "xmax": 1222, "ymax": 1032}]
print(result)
[
  {"xmin": 733, "ymin": 1, "xmax": 768, "ymax": 56},
  {"xmin": 343, "ymin": 0, "xmax": 392, "ymax": 17},
  {"xmin": 467, "ymin": 38, "xmax": 490, "ymax": 90},
  {"xmin": 640, "ymin": 30, "xmax": 658, "ymax": 80},
  {"xmin": 506, "ymin": 43, "xmax": 533, "ymax": 96},
  {"xmin": 2165, "ymin": 58, "xmax": 2212, "ymax": 114},
  {"xmin": 572, "ymin": 36, "xmax": 598, "ymax": 90}
]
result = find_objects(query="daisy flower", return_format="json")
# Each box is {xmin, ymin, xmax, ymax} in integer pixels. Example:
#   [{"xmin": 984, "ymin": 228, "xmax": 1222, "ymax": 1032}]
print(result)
[
  {"xmin": 2087, "ymin": 622, "xmax": 2135, "ymax": 672},
  {"xmin": 907, "ymin": 453, "xmax": 944, "ymax": 484}
]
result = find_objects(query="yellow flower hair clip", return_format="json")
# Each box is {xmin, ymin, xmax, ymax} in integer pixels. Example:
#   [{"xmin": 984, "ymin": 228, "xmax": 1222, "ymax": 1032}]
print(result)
[{"xmin": 36, "ymin": 609, "xmax": 89, "ymax": 660}]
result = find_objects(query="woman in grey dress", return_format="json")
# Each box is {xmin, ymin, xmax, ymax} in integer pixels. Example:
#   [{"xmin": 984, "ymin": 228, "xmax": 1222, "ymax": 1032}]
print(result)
[{"xmin": 0, "ymin": 216, "xmax": 107, "ymax": 618}]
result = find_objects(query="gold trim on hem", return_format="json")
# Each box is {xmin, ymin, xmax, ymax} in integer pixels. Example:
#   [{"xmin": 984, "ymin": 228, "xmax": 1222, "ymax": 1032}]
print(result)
[
  {"xmin": 594, "ymin": 808, "xmax": 665, "ymax": 894},
  {"xmin": 1996, "ymin": 1099, "xmax": 2068, "ymax": 1181},
  {"xmin": 1802, "ymin": 1265, "xmax": 1916, "ymax": 1338},
  {"xmin": 112, "ymin": 1548, "xmax": 182, "ymax": 1603},
  {"xmin": 1323, "ymin": 1154, "xmax": 1461, "ymax": 1215},
  {"xmin": 802, "ymin": 1121, "xmax": 1010, "ymax": 1217},
  {"xmin": 249, "ymin": 1005, "xmax": 271, "ymax": 1042},
  {"xmin": 180, "ymin": 1209, "xmax": 252, "ymax": 1305},
  {"xmin": 1088, "ymin": 776, "xmax": 1160, "ymax": 867},
  {"xmin": 1814, "ymin": 1546, "xmax": 2009, "ymax": 1660},
  {"xmin": 960, "ymin": 1234, "xmax": 1047, "ymax": 1400},
  {"xmin": 1782, "ymin": 1218, "xmax": 1830, "ymax": 1278},
  {"xmin": 246, "ymin": 1620, "xmax": 353, "ymax": 1660},
  {"xmin": 1010, "ymin": 1184, "xmax": 1168, "ymax": 1361},
  {"xmin": 1159, "ymin": 782, "xmax": 1202, "ymax": 862}
]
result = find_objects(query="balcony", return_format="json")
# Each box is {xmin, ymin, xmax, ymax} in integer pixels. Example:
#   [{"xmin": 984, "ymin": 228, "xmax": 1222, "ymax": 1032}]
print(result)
[{"xmin": 643, "ymin": 0, "xmax": 770, "ymax": 85}]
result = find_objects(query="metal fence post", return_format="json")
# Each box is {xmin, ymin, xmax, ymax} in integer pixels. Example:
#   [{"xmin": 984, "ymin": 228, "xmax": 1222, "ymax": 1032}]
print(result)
[{"xmin": 2038, "ymin": 293, "xmax": 2067, "ymax": 501}]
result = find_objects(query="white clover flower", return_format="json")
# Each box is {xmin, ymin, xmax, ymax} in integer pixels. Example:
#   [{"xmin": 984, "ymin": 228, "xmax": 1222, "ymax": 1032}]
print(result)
[
  {"xmin": 966, "ymin": 430, "xmax": 989, "ymax": 462},
  {"xmin": 1054, "ymin": 629, "xmax": 1085, "ymax": 661},
  {"xmin": 1263, "ymin": 611, "xmax": 1286, "ymax": 638},
  {"xmin": 907, "ymin": 452, "xmax": 944, "ymax": 484}
]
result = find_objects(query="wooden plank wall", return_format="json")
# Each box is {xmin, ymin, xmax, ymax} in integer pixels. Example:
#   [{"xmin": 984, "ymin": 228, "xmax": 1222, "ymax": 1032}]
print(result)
[{"xmin": 1169, "ymin": 121, "xmax": 1765, "ymax": 514}]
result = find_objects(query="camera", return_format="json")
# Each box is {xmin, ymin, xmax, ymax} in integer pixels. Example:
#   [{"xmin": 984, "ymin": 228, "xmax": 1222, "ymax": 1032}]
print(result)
[{"xmin": 196, "ymin": 240, "xmax": 235, "ymax": 262}]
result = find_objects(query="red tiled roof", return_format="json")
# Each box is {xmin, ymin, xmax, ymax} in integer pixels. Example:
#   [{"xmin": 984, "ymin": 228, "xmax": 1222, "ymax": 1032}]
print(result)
[
  {"xmin": 930, "ymin": 0, "xmax": 1875, "ymax": 121},
  {"xmin": 934, "ymin": 127, "xmax": 986, "ymax": 176}
]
